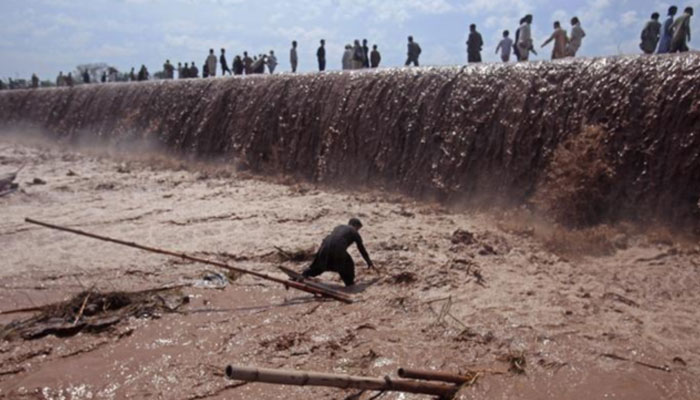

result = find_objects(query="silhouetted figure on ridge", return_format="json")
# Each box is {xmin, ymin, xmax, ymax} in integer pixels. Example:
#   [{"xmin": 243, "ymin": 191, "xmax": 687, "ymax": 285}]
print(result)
[
  {"xmin": 405, "ymin": 36, "xmax": 421, "ymax": 66},
  {"xmin": 31, "ymin": 74, "xmax": 39, "ymax": 89},
  {"xmin": 513, "ymin": 17, "xmax": 524, "ymax": 60},
  {"xmin": 317, "ymin": 39, "xmax": 326, "ymax": 72},
  {"xmin": 177, "ymin": 62, "xmax": 183, "ymax": 79},
  {"xmin": 290, "ymin": 41, "xmax": 298, "ymax": 73},
  {"xmin": 370, "ymin": 45, "xmax": 381, "ymax": 68},
  {"xmin": 56, "ymin": 71, "xmax": 65, "ymax": 87},
  {"xmin": 137, "ymin": 65, "xmax": 149, "ymax": 81},
  {"xmin": 243, "ymin": 51, "xmax": 253, "ymax": 75},
  {"xmin": 362, "ymin": 39, "xmax": 370, "ymax": 68},
  {"xmin": 220, "ymin": 48, "xmax": 232, "ymax": 75},
  {"xmin": 82, "ymin": 69, "xmax": 90, "ymax": 84},
  {"xmin": 66, "ymin": 73, "xmax": 74, "ymax": 87},
  {"xmin": 567, "ymin": 17, "xmax": 586, "ymax": 57},
  {"xmin": 517, "ymin": 14, "xmax": 535, "ymax": 61},
  {"xmin": 129, "ymin": 67, "xmax": 136, "ymax": 81},
  {"xmin": 640, "ymin": 12, "xmax": 662, "ymax": 54},
  {"xmin": 670, "ymin": 7, "xmax": 693, "ymax": 53},
  {"xmin": 467, "ymin": 24, "xmax": 484, "ymax": 63},
  {"xmin": 189, "ymin": 62, "xmax": 198, "ymax": 78},
  {"xmin": 542, "ymin": 21, "xmax": 569, "ymax": 60},
  {"xmin": 352, "ymin": 40, "xmax": 364, "ymax": 69},
  {"xmin": 658, "ymin": 6, "xmax": 678, "ymax": 53},
  {"xmin": 342, "ymin": 44, "xmax": 352, "ymax": 70},
  {"xmin": 232, "ymin": 56, "xmax": 243, "ymax": 75},
  {"xmin": 267, "ymin": 51, "xmax": 278, "ymax": 74},
  {"xmin": 302, "ymin": 218, "xmax": 374, "ymax": 287},
  {"xmin": 206, "ymin": 49, "xmax": 217, "ymax": 77},
  {"xmin": 496, "ymin": 30, "xmax": 513, "ymax": 62},
  {"xmin": 164, "ymin": 60, "xmax": 174, "ymax": 79},
  {"xmin": 101, "ymin": 71, "xmax": 107, "ymax": 83}
]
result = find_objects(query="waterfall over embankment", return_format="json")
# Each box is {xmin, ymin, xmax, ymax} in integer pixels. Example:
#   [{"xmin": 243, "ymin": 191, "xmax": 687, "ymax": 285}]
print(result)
[{"xmin": 1, "ymin": 55, "xmax": 699, "ymax": 229}]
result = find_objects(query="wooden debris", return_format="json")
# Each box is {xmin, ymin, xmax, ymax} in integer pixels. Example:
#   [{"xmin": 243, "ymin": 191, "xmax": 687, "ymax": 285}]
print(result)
[
  {"xmin": 601, "ymin": 353, "xmax": 671, "ymax": 372},
  {"xmin": 225, "ymin": 365, "xmax": 459, "ymax": 398},
  {"xmin": 73, "ymin": 292, "xmax": 91, "ymax": 325},
  {"xmin": 278, "ymin": 266, "xmax": 352, "ymax": 302},
  {"xmin": 397, "ymin": 368, "xmax": 479, "ymax": 385},
  {"xmin": 1, "ymin": 287, "xmax": 189, "ymax": 341}
]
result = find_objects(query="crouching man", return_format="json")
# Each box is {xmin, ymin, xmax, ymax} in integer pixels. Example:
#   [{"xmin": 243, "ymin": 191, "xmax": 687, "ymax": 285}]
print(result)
[{"xmin": 302, "ymin": 218, "xmax": 374, "ymax": 286}]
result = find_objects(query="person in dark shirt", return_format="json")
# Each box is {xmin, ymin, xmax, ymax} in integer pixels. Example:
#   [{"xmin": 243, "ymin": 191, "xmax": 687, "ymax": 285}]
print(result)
[
  {"xmin": 302, "ymin": 218, "xmax": 374, "ymax": 286},
  {"xmin": 243, "ymin": 51, "xmax": 253, "ymax": 75},
  {"xmin": 232, "ymin": 56, "xmax": 244, "ymax": 75},
  {"xmin": 137, "ymin": 65, "xmax": 149, "ymax": 81},
  {"xmin": 362, "ymin": 39, "xmax": 370, "ymax": 68},
  {"xmin": 405, "ymin": 36, "xmax": 421, "ymax": 66},
  {"xmin": 220, "ymin": 49, "xmax": 232, "ymax": 75},
  {"xmin": 163, "ymin": 59, "xmax": 175, "ymax": 79},
  {"xmin": 317, "ymin": 39, "xmax": 326, "ymax": 72},
  {"xmin": 467, "ymin": 24, "xmax": 484, "ymax": 63},
  {"xmin": 370, "ymin": 45, "xmax": 381, "ymax": 68}
]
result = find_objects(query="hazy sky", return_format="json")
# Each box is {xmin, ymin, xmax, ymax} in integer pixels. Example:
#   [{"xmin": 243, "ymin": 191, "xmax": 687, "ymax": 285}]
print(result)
[{"xmin": 1, "ymin": 0, "xmax": 698, "ymax": 79}]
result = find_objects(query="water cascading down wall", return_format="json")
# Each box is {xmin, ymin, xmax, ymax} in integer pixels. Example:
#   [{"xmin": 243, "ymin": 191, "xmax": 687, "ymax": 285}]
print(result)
[{"xmin": 1, "ymin": 55, "xmax": 699, "ymax": 229}]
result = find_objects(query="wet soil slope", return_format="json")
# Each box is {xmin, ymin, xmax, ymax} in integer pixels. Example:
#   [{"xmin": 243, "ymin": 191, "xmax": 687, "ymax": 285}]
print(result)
[{"xmin": 1, "ymin": 55, "xmax": 698, "ymax": 227}]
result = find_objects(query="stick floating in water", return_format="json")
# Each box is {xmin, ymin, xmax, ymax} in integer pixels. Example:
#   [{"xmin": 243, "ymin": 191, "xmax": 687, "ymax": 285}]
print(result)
[{"xmin": 24, "ymin": 218, "xmax": 352, "ymax": 304}]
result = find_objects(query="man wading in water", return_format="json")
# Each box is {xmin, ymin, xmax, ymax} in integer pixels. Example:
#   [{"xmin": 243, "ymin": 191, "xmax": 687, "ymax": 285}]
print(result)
[{"xmin": 302, "ymin": 218, "xmax": 374, "ymax": 286}]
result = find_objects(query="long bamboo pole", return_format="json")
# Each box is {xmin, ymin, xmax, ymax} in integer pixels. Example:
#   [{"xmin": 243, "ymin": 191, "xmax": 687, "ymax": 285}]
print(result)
[
  {"xmin": 225, "ymin": 365, "xmax": 458, "ymax": 398},
  {"xmin": 24, "ymin": 218, "xmax": 352, "ymax": 304},
  {"xmin": 398, "ymin": 368, "xmax": 476, "ymax": 384}
]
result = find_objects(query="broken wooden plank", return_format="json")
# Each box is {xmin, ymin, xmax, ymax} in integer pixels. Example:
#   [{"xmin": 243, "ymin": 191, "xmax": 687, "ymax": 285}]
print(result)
[{"xmin": 225, "ymin": 365, "xmax": 458, "ymax": 398}]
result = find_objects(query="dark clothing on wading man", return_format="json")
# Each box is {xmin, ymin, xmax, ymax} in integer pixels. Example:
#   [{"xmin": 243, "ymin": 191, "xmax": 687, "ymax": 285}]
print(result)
[{"xmin": 302, "ymin": 219, "xmax": 373, "ymax": 287}]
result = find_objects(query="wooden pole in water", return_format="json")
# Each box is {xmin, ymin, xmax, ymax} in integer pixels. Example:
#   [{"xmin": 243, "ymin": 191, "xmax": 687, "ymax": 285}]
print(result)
[
  {"xmin": 24, "ymin": 218, "xmax": 352, "ymax": 304},
  {"xmin": 398, "ymin": 368, "xmax": 477, "ymax": 384},
  {"xmin": 225, "ymin": 365, "xmax": 459, "ymax": 398}
]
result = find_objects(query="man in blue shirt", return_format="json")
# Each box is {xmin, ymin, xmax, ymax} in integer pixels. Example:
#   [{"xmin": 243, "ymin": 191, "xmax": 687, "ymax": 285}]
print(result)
[{"xmin": 658, "ymin": 6, "xmax": 678, "ymax": 53}]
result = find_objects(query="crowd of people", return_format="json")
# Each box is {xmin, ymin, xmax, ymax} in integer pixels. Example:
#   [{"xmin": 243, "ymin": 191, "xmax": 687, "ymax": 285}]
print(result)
[
  {"xmin": 0, "ymin": 6, "xmax": 693, "ymax": 90},
  {"xmin": 168, "ymin": 49, "xmax": 277, "ymax": 78}
]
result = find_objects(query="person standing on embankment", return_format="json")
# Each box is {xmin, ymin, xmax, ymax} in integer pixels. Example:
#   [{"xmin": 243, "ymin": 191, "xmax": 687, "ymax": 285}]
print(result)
[
  {"xmin": 405, "ymin": 36, "xmax": 421, "ymax": 66},
  {"xmin": 542, "ymin": 21, "xmax": 569, "ymax": 60},
  {"xmin": 317, "ymin": 39, "xmax": 326, "ymax": 72},
  {"xmin": 670, "ymin": 7, "xmax": 693, "ymax": 53},
  {"xmin": 496, "ymin": 30, "xmax": 513, "ymax": 62},
  {"xmin": 640, "ymin": 12, "xmax": 662, "ymax": 54},
  {"xmin": 658, "ymin": 6, "xmax": 678, "ymax": 53},
  {"xmin": 567, "ymin": 17, "xmax": 586, "ymax": 56},
  {"xmin": 290, "ymin": 41, "xmax": 298, "ymax": 73},
  {"xmin": 467, "ymin": 24, "xmax": 484, "ymax": 63},
  {"xmin": 206, "ymin": 49, "xmax": 217, "ymax": 77}
]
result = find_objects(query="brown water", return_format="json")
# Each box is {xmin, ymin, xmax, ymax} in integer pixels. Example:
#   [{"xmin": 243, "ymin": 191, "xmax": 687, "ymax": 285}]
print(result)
[
  {"xmin": 1, "ymin": 55, "xmax": 699, "ymax": 229},
  {"xmin": 1, "ymin": 142, "xmax": 699, "ymax": 399}
]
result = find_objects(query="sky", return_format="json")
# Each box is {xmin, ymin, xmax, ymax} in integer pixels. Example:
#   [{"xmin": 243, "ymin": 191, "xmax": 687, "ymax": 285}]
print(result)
[{"xmin": 1, "ymin": 0, "xmax": 698, "ymax": 79}]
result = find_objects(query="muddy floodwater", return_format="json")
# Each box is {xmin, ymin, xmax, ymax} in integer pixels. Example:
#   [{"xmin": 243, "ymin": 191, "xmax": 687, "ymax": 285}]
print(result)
[{"xmin": 1, "ymin": 140, "xmax": 699, "ymax": 399}]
